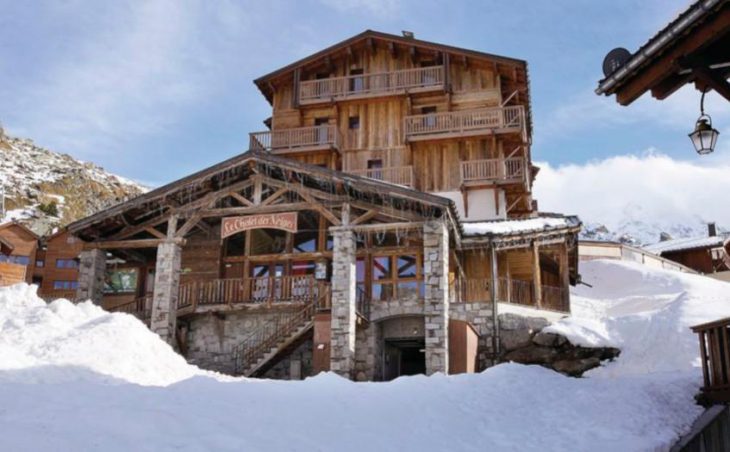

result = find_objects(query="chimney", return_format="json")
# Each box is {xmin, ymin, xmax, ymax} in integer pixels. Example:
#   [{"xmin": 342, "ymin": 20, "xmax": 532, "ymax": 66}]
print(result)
[
  {"xmin": 708, "ymin": 222, "xmax": 717, "ymax": 237},
  {"xmin": 402, "ymin": 30, "xmax": 415, "ymax": 39}
]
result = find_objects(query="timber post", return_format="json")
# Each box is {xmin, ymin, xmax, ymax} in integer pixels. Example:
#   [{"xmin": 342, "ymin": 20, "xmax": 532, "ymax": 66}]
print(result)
[
  {"xmin": 76, "ymin": 249, "xmax": 106, "ymax": 304},
  {"xmin": 423, "ymin": 219, "xmax": 449, "ymax": 375}
]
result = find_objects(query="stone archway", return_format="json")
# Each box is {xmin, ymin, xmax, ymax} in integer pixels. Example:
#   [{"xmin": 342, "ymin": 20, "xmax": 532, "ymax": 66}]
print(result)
[{"xmin": 377, "ymin": 315, "xmax": 425, "ymax": 381}]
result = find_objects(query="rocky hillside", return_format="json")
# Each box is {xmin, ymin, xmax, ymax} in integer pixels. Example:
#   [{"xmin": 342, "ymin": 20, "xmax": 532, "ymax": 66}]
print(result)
[{"xmin": 0, "ymin": 126, "xmax": 146, "ymax": 235}]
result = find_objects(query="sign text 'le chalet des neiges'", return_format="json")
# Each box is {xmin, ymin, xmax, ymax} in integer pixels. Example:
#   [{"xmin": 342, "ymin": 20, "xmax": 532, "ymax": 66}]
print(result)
[{"xmin": 221, "ymin": 213, "xmax": 298, "ymax": 238}]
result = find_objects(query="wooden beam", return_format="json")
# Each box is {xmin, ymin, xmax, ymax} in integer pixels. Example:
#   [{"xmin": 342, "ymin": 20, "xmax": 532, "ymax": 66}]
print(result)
[
  {"xmin": 693, "ymin": 66, "xmax": 730, "ymax": 102},
  {"xmin": 532, "ymin": 241, "xmax": 542, "ymax": 309},
  {"xmin": 388, "ymin": 41, "xmax": 396, "ymax": 57},
  {"xmin": 145, "ymin": 227, "xmax": 166, "ymax": 239},
  {"xmin": 84, "ymin": 238, "xmax": 185, "ymax": 250},
  {"xmin": 260, "ymin": 186, "xmax": 289, "ymax": 206},
  {"xmin": 351, "ymin": 209, "xmax": 378, "ymax": 225},
  {"xmin": 166, "ymin": 214, "xmax": 178, "ymax": 239},
  {"xmin": 199, "ymin": 202, "xmax": 318, "ymax": 218},
  {"xmin": 229, "ymin": 191, "xmax": 253, "ymax": 206},
  {"xmin": 175, "ymin": 213, "xmax": 202, "ymax": 238}
]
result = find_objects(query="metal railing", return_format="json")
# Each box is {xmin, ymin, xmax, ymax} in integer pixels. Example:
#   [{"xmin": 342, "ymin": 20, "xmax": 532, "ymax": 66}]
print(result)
[
  {"xmin": 348, "ymin": 166, "xmax": 414, "ymax": 187},
  {"xmin": 249, "ymin": 125, "xmax": 342, "ymax": 152},
  {"xmin": 404, "ymin": 106, "xmax": 525, "ymax": 140},
  {"xmin": 460, "ymin": 157, "xmax": 525, "ymax": 183},
  {"xmin": 299, "ymin": 66, "xmax": 445, "ymax": 104}
]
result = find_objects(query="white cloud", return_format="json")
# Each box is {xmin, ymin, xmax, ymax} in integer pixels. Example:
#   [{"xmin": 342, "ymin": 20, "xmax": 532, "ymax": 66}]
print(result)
[
  {"xmin": 317, "ymin": 0, "xmax": 401, "ymax": 17},
  {"xmin": 534, "ymin": 151, "xmax": 730, "ymax": 231}
]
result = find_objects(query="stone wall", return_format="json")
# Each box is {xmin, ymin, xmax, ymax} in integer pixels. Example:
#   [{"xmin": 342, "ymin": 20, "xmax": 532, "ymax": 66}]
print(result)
[
  {"xmin": 263, "ymin": 340, "xmax": 313, "ymax": 380},
  {"xmin": 150, "ymin": 242, "xmax": 181, "ymax": 345},
  {"xmin": 423, "ymin": 220, "xmax": 449, "ymax": 375},
  {"xmin": 76, "ymin": 249, "xmax": 105, "ymax": 304},
  {"xmin": 354, "ymin": 323, "xmax": 379, "ymax": 381},
  {"xmin": 329, "ymin": 229, "xmax": 357, "ymax": 378}
]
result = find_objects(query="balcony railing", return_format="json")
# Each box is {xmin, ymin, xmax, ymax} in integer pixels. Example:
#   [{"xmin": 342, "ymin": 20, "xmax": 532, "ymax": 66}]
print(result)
[
  {"xmin": 692, "ymin": 318, "xmax": 730, "ymax": 403},
  {"xmin": 249, "ymin": 125, "xmax": 342, "ymax": 153},
  {"xmin": 460, "ymin": 157, "xmax": 526, "ymax": 185},
  {"xmin": 452, "ymin": 277, "xmax": 569, "ymax": 313},
  {"xmin": 108, "ymin": 295, "xmax": 153, "ymax": 324},
  {"xmin": 177, "ymin": 275, "xmax": 329, "ymax": 311},
  {"xmin": 348, "ymin": 166, "xmax": 414, "ymax": 187},
  {"xmin": 404, "ymin": 106, "xmax": 525, "ymax": 141},
  {"xmin": 299, "ymin": 66, "xmax": 445, "ymax": 104}
]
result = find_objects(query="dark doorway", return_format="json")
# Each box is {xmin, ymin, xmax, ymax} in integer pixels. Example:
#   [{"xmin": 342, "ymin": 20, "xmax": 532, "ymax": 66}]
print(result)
[{"xmin": 383, "ymin": 338, "xmax": 426, "ymax": 381}]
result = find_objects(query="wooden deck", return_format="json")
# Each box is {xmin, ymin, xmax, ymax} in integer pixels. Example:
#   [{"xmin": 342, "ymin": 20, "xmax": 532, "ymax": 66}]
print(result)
[
  {"xmin": 453, "ymin": 277, "xmax": 570, "ymax": 313},
  {"xmin": 692, "ymin": 317, "xmax": 730, "ymax": 403},
  {"xmin": 299, "ymin": 66, "xmax": 445, "ymax": 104},
  {"xmin": 460, "ymin": 157, "xmax": 526, "ymax": 186},
  {"xmin": 404, "ymin": 106, "xmax": 526, "ymax": 142},
  {"xmin": 249, "ymin": 125, "xmax": 342, "ymax": 154},
  {"xmin": 348, "ymin": 165, "xmax": 414, "ymax": 187}
]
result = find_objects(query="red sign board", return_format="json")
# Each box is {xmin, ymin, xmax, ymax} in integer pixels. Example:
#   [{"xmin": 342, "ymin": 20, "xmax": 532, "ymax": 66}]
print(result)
[{"xmin": 221, "ymin": 213, "xmax": 298, "ymax": 238}]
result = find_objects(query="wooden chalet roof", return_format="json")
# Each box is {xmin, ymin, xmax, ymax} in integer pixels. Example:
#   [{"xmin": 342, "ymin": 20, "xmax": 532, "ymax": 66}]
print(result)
[
  {"xmin": 460, "ymin": 213, "xmax": 582, "ymax": 250},
  {"xmin": 596, "ymin": 0, "xmax": 730, "ymax": 104},
  {"xmin": 0, "ymin": 236, "xmax": 14, "ymax": 255},
  {"xmin": 67, "ymin": 150, "xmax": 461, "ymax": 241},
  {"xmin": 254, "ymin": 29, "xmax": 528, "ymax": 104},
  {"xmin": 0, "ymin": 221, "xmax": 40, "ymax": 241}
]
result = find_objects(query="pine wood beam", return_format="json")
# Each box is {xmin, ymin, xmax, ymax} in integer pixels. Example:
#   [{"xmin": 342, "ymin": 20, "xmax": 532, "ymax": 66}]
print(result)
[
  {"xmin": 83, "ymin": 238, "xmax": 185, "ymax": 250},
  {"xmin": 199, "ymin": 202, "xmax": 317, "ymax": 218},
  {"xmin": 693, "ymin": 66, "xmax": 730, "ymax": 102},
  {"xmin": 145, "ymin": 227, "xmax": 166, "ymax": 239},
  {"xmin": 260, "ymin": 186, "xmax": 289, "ymax": 206},
  {"xmin": 351, "ymin": 209, "xmax": 378, "ymax": 225},
  {"xmin": 175, "ymin": 213, "xmax": 202, "ymax": 238},
  {"xmin": 229, "ymin": 191, "xmax": 253, "ymax": 207}
]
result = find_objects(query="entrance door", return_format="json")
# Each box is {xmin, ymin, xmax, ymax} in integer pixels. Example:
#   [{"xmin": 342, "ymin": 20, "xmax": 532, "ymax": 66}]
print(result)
[{"xmin": 383, "ymin": 338, "xmax": 426, "ymax": 381}]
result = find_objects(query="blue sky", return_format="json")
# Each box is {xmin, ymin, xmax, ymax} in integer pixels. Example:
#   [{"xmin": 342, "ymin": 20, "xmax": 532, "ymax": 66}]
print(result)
[{"xmin": 1, "ymin": 0, "xmax": 728, "ymax": 188}]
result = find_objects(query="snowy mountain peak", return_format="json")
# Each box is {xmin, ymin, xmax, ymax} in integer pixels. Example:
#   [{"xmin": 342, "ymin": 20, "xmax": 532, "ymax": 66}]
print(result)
[{"xmin": 0, "ymin": 129, "xmax": 146, "ymax": 235}]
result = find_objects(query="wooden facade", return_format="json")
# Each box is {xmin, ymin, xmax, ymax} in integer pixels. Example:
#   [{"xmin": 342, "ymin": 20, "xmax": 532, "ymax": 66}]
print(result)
[{"xmin": 63, "ymin": 31, "xmax": 580, "ymax": 380}]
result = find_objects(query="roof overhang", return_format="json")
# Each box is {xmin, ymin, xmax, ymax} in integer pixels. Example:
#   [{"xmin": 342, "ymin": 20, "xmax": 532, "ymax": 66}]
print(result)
[
  {"xmin": 596, "ymin": 0, "xmax": 730, "ymax": 105},
  {"xmin": 0, "ymin": 236, "xmax": 14, "ymax": 255}
]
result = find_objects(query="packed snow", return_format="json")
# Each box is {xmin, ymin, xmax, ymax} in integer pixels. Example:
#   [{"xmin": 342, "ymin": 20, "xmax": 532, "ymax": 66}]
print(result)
[
  {"xmin": 644, "ymin": 234, "xmax": 728, "ymax": 254},
  {"xmin": 0, "ymin": 260, "xmax": 728, "ymax": 451},
  {"xmin": 462, "ymin": 215, "xmax": 579, "ymax": 236}
]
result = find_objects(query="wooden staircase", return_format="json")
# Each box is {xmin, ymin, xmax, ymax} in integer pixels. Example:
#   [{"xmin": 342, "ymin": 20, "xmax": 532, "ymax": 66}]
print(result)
[{"xmin": 232, "ymin": 301, "xmax": 318, "ymax": 377}]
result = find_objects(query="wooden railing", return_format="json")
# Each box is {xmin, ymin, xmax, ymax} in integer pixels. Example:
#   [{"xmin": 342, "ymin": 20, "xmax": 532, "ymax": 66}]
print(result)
[
  {"xmin": 177, "ymin": 276, "xmax": 329, "ymax": 311},
  {"xmin": 541, "ymin": 285, "xmax": 569, "ymax": 313},
  {"xmin": 108, "ymin": 295, "xmax": 153, "ymax": 323},
  {"xmin": 460, "ymin": 157, "xmax": 526, "ymax": 184},
  {"xmin": 233, "ymin": 297, "xmax": 323, "ymax": 375},
  {"xmin": 299, "ymin": 66, "xmax": 445, "ymax": 104},
  {"xmin": 404, "ymin": 106, "xmax": 525, "ymax": 140},
  {"xmin": 249, "ymin": 125, "xmax": 342, "ymax": 153},
  {"xmin": 452, "ymin": 278, "xmax": 569, "ymax": 313},
  {"xmin": 692, "ymin": 318, "xmax": 730, "ymax": 403},
  {"xmin": 348, "ymin": 166, "xmax": 414, "ymax": 187}
]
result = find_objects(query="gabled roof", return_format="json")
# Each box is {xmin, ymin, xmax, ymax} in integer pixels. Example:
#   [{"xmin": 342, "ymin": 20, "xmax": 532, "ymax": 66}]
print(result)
[
  {"xmin": 644, "ymin": 234, "xmax": 728, "ymax": 254},
  {"xmin": 0, "ymin": 236, "xmax": 14, "ymax": 254},
  {"xmin": 68, "ymin": 150, "xmax": 460, "ymax": 240},
  {"xmin": 254, "ymin": 29, "xmax": 527, "ymax": 103},
  {"xmin": 0, "ymin": 221, "xmax": 40, "ymax": 240}
]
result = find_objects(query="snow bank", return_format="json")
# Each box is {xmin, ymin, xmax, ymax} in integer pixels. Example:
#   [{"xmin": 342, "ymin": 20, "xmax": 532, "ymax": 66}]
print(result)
[
  {"xmin": 0, "ymin": 284, "xmax": 214, "ymax": 386},
  {"xmin": 546, "ymin": 259, "xmax": 730, "ymax": 377}
]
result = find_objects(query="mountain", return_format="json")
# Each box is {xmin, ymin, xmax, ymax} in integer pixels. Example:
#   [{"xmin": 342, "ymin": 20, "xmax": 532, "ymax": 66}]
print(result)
[
  {"xmin": 578, "ymin": 202, "xmax": 722, "ymax": 246},
  {"xmin": 0, "ymin": 126, "xmax": 146, "ymax": 236}
]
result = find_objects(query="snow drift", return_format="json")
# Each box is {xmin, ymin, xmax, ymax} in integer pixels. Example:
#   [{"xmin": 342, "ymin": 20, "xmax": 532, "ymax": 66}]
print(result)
[{"xmin": 1, "ymin": 260, "xmax": 729, "ymax": 451}]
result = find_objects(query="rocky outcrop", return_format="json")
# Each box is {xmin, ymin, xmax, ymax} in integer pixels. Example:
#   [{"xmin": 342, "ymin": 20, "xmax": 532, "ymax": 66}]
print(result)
[{"xmin": 499, "ymin": 314, "xmax": 620, "ymax": 377}]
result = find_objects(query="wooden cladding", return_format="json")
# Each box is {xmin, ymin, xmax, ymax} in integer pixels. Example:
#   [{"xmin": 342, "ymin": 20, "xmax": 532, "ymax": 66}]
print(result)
[
  {"xmin": 349, "ymin": 165, "xmax": 414, "ymax": 187},
  {"xmin": 452, "ymin": 277, "xmax": 569, "ymax": 313},
  {"xmin": 692, "ymin": 318, "xmax": 730, "ymax": 402},
  {"xmin": 460, "ymin": 157, "xmax": 525, "ymax": 185},
  {"xmin": 249, "ymin": 125, "xmax": 342, "ymax": 153},
  {"xmin": 0, "ymin": 262, "xmax": 26, "ymax": 287},
  {"xmin": 177, "ymin": 275, "xmax": 329, "ymax": 310},
  {"xmin": 299, "ymin": 65, "xmax": 445, "ymax": 104},
  {"xmin": 404, "ymin": 106, "xmax": 525, "ymax": 142}
]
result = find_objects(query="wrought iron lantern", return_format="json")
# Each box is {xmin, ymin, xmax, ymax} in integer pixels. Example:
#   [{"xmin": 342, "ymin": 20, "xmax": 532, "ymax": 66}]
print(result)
[{"xmin": 689, "ymin": 89, "xmax": 719, "ymax": 155}]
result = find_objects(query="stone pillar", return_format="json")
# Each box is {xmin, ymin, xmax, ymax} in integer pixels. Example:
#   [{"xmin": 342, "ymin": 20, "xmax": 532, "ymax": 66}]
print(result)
[
  {"xmin": 423, "ymin": 220, "xmax": 449, "ymax": 375},
  {"xmin": 151, "ymin": 242, "xmax": 182, "ymax": 345},
  {"xmin": 329, "ymin": 229, "xmax": 357, "ymax": 379},
  {"xmin": 76, "ymin": 249, "xmax": 106, "ymax": 304}
]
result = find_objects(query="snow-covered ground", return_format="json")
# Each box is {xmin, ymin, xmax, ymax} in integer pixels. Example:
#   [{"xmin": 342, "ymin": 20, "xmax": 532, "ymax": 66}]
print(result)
[{"xmin": 0, "ymin": 260, "xmax": 728, "ymax": 451}]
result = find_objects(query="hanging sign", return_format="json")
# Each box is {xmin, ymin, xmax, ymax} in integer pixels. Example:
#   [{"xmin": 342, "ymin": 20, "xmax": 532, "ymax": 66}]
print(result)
[{"xmin": 221, "ymin": 213, "xmax": 298, "ymax": 238}]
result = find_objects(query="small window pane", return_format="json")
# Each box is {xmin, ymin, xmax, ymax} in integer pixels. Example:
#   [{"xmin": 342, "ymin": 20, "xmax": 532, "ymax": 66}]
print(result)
[
  {"xmin": 373, "ymin": 256, "xmax": 391, "ymax": 280},
  {"xmin": 372, "ymin": 283, "xmax": 393, "ymax": 301},
  {"xmin": 356, "ymin": 258, "xmax": 366, "ymax": 282},
  {"xmin": 397, "ymin": 256, "xmax": 417, "ymax": 278}
]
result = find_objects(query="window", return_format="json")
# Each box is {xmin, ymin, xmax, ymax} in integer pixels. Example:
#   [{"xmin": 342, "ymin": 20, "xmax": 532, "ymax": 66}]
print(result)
[
  {"xmin": 0, "ymin": 255, "xmax": 30, "ymax": 265},
  {"xmin": 225, "ymin": 233, "xmax": 246, "ymax": 257},
  {"xmin": 294, "ymin": 230, "xmax": 317, "ymax": 253},
  {"xmin": 249, "ymin": 228, "xmax": 288, "ymax": 255},
  {"xmin": 35, "ymin": 260, "xmax": 45, "ymax": 268},
  {"xmin": 348, "ymin": 116, "xmax": 360, "ymax": 130},
  {"xmin": 56, "ymin": 258, "xmax": 79, "ymax": 269},
  {"xmin": 104, "ymin": 269, "xmax": 138, "ymax": 294},
  {"xmin": 371, "ymin": 254, "xmax": 423, "ymax": 302},
  {"xmin": 349, "ymin": 68, "xmax": 364, "ymax": 92},
  {"xmin": 53, "ymin": 280, "xmax": 79, "ymax": 290}
]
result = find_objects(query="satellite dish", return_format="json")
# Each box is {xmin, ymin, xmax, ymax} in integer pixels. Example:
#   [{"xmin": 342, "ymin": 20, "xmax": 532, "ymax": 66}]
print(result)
[{"xmin": 602, "ymin": 48, "xmax": 632, "ymax": 77}]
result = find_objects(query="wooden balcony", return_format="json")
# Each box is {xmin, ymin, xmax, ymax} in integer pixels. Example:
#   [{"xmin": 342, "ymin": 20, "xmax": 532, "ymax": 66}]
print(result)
[
  {"xmin": 452, "ymin": 278, "xmax": 569, "ymax": 313},
  {"xmin": 177, "ymin": 275, "xmax": 329, "ymax": 313},
  {"xmin": 108, "ymin": 295, "xmax": 153, "ymax": 324},
  {"xmin": 348, "ymin": 166, "xmax": 414, "ymax": 187},
  {"xmin": 299, "ymin": 66, "xmax": 445, "ymax": 104},
  {"xmin": 404, "ymin": 106, "xmax": 526, "ymax": 142},
  {"xmin": 692, "ymin": 318, "xmax": 730, "ymax": 403},
  {"xmin": 460, "ymin": 157, "xmax": 526, "ymax": 186},
  {"xmin": 249, "ymin": 125, "xmax": 342, "ymax": 154}
]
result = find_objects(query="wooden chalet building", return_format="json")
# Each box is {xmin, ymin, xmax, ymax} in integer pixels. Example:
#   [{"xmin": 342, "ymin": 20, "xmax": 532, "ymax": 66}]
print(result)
[{"xmin": 67, "ymin": 31, "xmax": 581, "ymax": 381}]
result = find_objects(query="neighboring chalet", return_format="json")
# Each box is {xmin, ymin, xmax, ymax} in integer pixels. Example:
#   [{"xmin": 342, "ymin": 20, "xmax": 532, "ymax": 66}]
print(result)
[
  {"xmin": 67, "ymin": 31, "xmax": 581, "ymax": 381},
  {"xmin": 0, "ymin": 222, "xmax": 84, "ymax": 297},
  {"xmin": 644, "ymin": 224, "xmax": 730, "ymax": 281}
]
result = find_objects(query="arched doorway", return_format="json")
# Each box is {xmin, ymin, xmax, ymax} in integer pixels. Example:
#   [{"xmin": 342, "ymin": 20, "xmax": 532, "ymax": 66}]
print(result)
[{"xmin": 379, "ymin": 316, "xmax": 425, "ymax": 381}]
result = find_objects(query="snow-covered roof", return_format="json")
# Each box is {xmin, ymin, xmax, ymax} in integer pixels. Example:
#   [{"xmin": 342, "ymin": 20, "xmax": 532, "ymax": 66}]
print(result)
[
  {"xmin": 462, "ymin": 215, "xmax": 581, "ymax": 237},
  {"xmin": 644, "ymin": 235, "xmax": 728, "ymax": 254}
]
